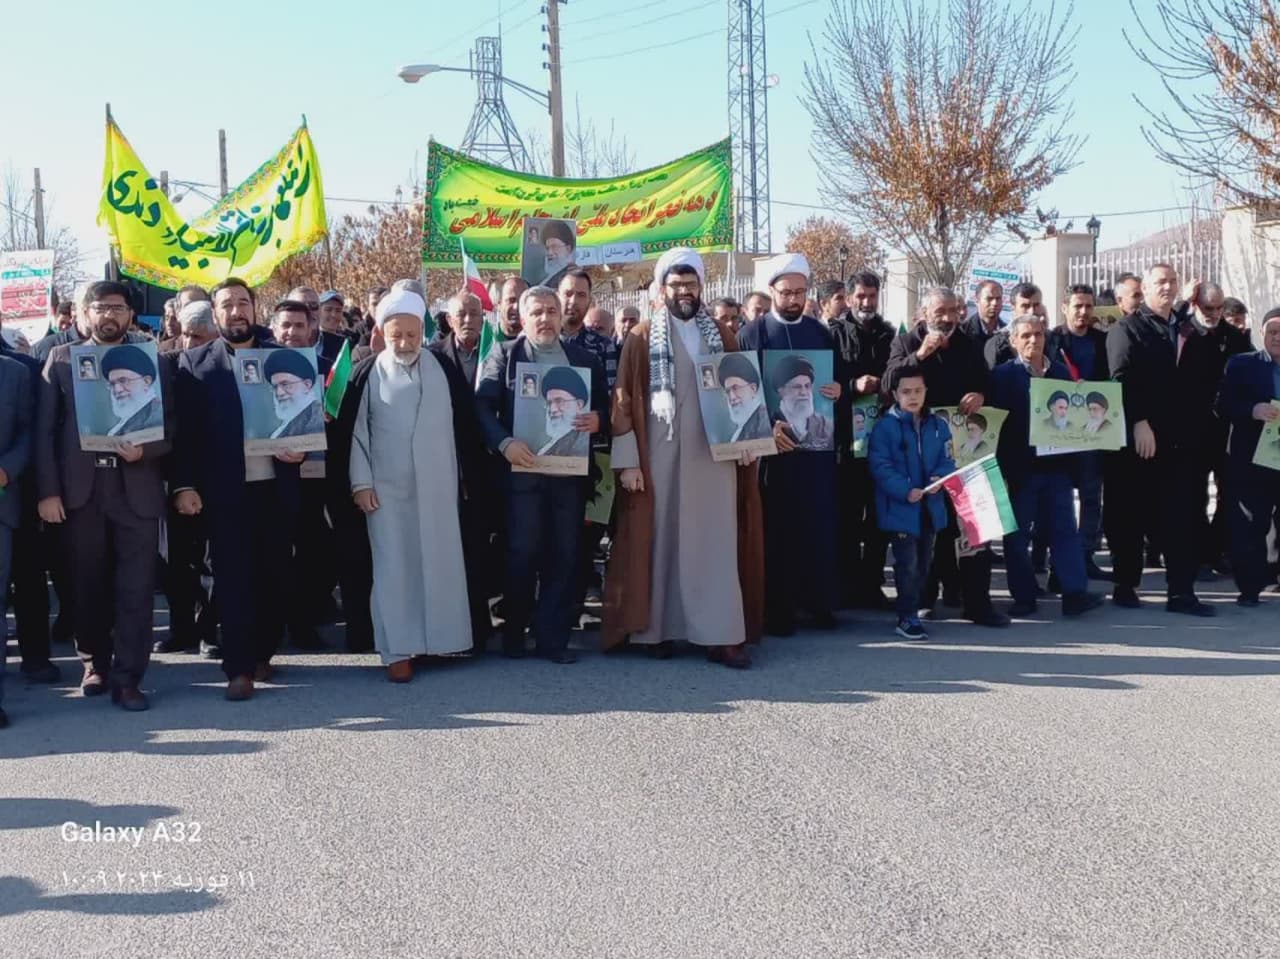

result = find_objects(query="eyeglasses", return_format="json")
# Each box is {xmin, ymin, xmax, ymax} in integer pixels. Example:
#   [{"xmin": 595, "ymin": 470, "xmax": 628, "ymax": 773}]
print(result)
[
  {"xmin": 546, "ymin": 396, "xmax": 581, "ymax": 411},
  {"xmin": 89, "ymin": 303, "xmax": 129, "ymax": 317},
  {"xmin": 108, "ymin": 373, "xmax": 146, "ymax": 389},
  {"xmin": 774, "ymin": 288, "xmax": 807, "ymax": 300},
  {"xmin": 665, "ymin": 280, "xmax": 700, "ymax": 294}
]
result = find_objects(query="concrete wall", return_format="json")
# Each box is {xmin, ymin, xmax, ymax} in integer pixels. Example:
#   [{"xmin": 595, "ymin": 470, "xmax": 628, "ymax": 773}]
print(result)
[
  {"xmin": 1222, "ymin": 206, "xmax": 1280, "ymax": 329},
  {"xmin": 1028, "ymin": 232, "xmax": 1095, "ymax": 316},
  {"xmin": 884, "ymin": 253, "xmax": 924, "ymax": 331}
]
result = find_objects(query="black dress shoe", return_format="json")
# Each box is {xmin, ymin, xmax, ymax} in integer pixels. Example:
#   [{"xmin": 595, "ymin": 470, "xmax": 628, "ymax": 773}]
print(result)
[
  {"xmin": 153, "ymin": 635, "xmax": 198, "ymax": 654},
  {"xmin": 765, "ymin": 621, "xmax": 796, "ymax": 638},
  {"xmin": 21, "ymin": 662, "xmax": 62, "ymax": 684},
  {"xmin": 1046, "ymin": 571, "xmax": 1062, "ymax": 594},
  {"xmin": 1062, "ymin": 592, "xmax": 1104, "ymax": 617},
  {"xmin": 968, "ymin": 608, "xmax": 1011, "ymax": 628},
  {"xmin": 290, "ymin": 628, "xmax": 325, "ymax": 652},
  {"xmin": 1007, "ymin": 601, "xmax": 1039, "ymax": 618},
  {"xmin": 1237, "ymin": 593, "xmax": 1261, "ymax": 608},
  {"xmin": 810, "ymin": 611, "xmax": 837, "ymax": 630},
  {"xmin": 648, "ymin": 641, "xmax": 674, "ymax": 660},
  {"xmin": 1083, "ymin": 557, "xmax": 1113, "ymax": 581},
  {"xmin": 502, "ymin": 642, "xmax": 526, "ymax": 659},
  {"xmin": 1167, "ymin": 595, "xmax": 1216, "ymax": 617},
  {"xmin": 111, "ymin": 687, "xmax": 150, "ymax": 712},
  {"xmin": 1112, "ymin": 587, "xmax": 1142, "ymax": 609},
  {"xmin": 541, "ymin": 649, "xmax": 577, "ymax": 664}
]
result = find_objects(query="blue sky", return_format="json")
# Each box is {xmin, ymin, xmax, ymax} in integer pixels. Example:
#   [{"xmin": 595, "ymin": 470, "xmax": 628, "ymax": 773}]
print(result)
[{"xmin": 1, "ymin": 0, "xmax": 1199, "ymax": 275}]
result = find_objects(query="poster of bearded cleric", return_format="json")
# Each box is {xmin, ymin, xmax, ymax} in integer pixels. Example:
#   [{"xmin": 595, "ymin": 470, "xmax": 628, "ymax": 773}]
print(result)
[
  {"xmin": 849, "ymin": 395, "xmax": 883, "ymax": 459},
  {"xmin": 520, "ymin": 217, "xmax": 579, "ymax": 289},
  {"xmin": 512, "ymin": 363, "xmax": 592, "ymax": 475},
  {"xmin": 69, "ymin": 342, "xmax": 165, "ymax": 452},
  {"xmin": 934, "ymin": 406, "xmax": 1010, "ymax": 468},
  {"xmin": 761, "ymin": 350, "xmax": 836, "ymax": 452},
  {"xmin": 1028, "ymin": 379, "xmax": 1126, "ymax": 453},
  {"xmin": 235, "ymin": 347, "xmax": 327, "ymax": 456},
  {"xmin": 694, "ymin": 351, "xmax": 778, "ymax": 462}
]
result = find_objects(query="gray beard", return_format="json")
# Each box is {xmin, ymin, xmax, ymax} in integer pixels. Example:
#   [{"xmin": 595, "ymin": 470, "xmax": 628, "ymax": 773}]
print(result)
[
  {"xmin": 728, "ymin": 393, "xmax": 762, "ymax": 426},
  {"xmin": 111, "ymin": 388, "xmax": 153, "ymax": 422},
  {"xmin": 274, "ymin": 394, "xmax": 310, "ymax": 422},
  {"xmin": 545, "ymin": 412, "xmax": 573, "ymax": 441},
  {"xmin": 782, "ymin": 396, "xmax": 814, "ymax": 433}
]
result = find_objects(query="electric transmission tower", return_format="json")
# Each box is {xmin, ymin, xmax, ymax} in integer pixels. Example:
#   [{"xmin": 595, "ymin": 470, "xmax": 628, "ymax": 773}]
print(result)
[
  {"xmin": 728, "ymin": 0, "xmax": 772, "ymax": 253},
  {"xmin": 460, "ymin": 36, "xmax": 534, "ymax": 172}
]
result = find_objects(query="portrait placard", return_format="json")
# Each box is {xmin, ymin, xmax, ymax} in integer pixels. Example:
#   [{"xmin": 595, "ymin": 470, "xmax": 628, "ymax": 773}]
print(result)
[
  {"xmin": 761, "ymin": 349, "xmax": 835, "ymax": 452},
  {"xmin": 1252, "ymin": 401, "xmax": 1280, "ymax": 471},
  {"xmin": 519, "ymin": 217, "xmax": 578, "ymax": 288},
  {"xmin": 236, "ymin": 347, "xmax": 327, "ymax": 456},
  {"xmin": 693, "ymin": 351, "xmax": 778, "ymax": 462},
  {"xmin": 849, "ymin": 395, "xmax": 883, "ymax": 459},
  {"xmin": 934, "ymin": 406, "xmax": 1009, "ymax": 468},
  {"xmin": 512, "ymin": 362, "xmax": 591, "ymax": 476},
  {"xmin": 70, "ymin": 341, "xmax": 166, "ymax": 452},
  {"xmin": 1028, "ymin": 379, "xmax": 1125, "ymax": 453}
]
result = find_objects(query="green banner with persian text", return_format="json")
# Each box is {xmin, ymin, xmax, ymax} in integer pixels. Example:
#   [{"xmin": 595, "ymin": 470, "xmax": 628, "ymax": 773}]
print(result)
[{"xmin": 421, "ymin": 139, "xmax": 733, "ymax": 269}]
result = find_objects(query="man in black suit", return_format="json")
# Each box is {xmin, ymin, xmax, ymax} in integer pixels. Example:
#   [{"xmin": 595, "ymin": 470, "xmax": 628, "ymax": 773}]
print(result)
[
  {"xmin": 173, "ymin": 278, "xmax": 302, "ymax": 701},
  {"xmin": 476, "ymin": 285, "xmax": 607, "ymax": 663},
  {"xmin": 36, "ymin": 281, "xmax": 175, "ymax": 712},
  {"xmin": 1107, "ymin": 263, "xmax": 1216, "ymax": 615},
  {"xmin": 0, "ymin": 353, "xmax": 34, "ymax": 728},
  {"xmin": 1216, "ymin": 309, "xmax": 1280, "ymax": 604},
  {"xmin": 0, "ymin": 333, "xmax": 61, "ymax": 684}
]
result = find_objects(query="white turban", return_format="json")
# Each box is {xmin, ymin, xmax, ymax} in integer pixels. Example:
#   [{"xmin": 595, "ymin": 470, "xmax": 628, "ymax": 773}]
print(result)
[
  {"xmin": 763, "ymin": 252, "xmax": 811, "ymax": 288},
  {"xmin": 653, "ymin": 247, "xmax": 705, "ymax": 287},
  {"xmin": 375, "ymin": 289, "xmax": 426, "ymax": 328}
]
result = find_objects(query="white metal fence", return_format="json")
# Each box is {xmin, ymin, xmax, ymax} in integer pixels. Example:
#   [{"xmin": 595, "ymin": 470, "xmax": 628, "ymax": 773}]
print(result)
[
  {"xmin": 594, "ymin": 277, "xmax": 759, "ymax": 316},
  {"xmin": 1066, "ymin": 242, "xmax": 1222, "ymax": 293}
]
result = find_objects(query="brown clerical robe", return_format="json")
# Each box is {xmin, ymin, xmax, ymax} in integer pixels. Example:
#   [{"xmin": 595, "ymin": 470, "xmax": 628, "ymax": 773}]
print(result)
[{"xmin": 602, "ymin": 316, "xmax": 764, "ymax": 649}]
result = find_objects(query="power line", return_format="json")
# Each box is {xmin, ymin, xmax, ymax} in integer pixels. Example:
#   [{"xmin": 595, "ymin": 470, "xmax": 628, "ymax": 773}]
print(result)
[
  {"xmin": 566, "ymin": 0, "xmax": 818, "ymax": 66},
  {"xmin": 564, "ymin": 0, "xmax": 677, "ymax": 28},
  {"xmin": 571, "ymin": 0, "xmax": 718, "ymax": 45}
]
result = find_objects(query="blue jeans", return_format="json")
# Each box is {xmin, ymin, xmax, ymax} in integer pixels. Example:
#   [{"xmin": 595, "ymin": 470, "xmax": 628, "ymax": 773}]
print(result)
[
  {"xmin": 1004, "ymin": 471, "xmax": 1086, "ymax": 605},
  {"xmin": 890, "ymin": 512, "xmax": 934, "ymax": 618}
]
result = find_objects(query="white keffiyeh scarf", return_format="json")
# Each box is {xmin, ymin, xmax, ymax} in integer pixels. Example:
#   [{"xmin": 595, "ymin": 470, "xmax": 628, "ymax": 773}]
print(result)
[{"xmin": 648, "ymin": 306, "xmax": 724, "ymax": 440}]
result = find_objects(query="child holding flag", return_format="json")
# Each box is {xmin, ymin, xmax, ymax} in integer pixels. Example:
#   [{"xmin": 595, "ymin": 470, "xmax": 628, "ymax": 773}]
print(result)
[{"xmin": 868, "ymin": 369, "xmax": 954, "ymax": 639}]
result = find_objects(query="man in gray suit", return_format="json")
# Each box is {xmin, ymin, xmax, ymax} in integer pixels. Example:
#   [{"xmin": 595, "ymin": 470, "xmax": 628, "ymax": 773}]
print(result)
[
  {"xmin": 0, "ymin": 353, "xmax": 34, "ymax": 729},
  {"xmin": 36, "ymin": 281, "xmax": 175, "ymax": 712}
]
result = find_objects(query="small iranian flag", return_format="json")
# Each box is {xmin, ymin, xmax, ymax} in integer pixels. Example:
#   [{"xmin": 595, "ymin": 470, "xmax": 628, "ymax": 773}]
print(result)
[
  {"xmin": 323, "ymin": 338, "xmax": 353, "ymax": 419},
  {"xmin": 927, "ymin": 454, "xmax": 1017, "ymax": 546},
  {"xmin": 461, "ymin": 237, "xmax": 493, "ymax": 310}
]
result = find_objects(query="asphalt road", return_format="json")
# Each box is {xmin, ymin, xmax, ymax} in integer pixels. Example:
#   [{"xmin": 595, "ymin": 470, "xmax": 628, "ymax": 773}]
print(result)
[{"xmin": 3, "ymin": 574, "xmax": 1280, "ymax": 958}]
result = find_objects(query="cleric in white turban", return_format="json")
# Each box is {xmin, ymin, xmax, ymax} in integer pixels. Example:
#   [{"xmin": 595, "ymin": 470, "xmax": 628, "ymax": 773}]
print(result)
[
  {"xmin": 347, "ymin": 285, "xmax": 482, "ymax": 681},
  {"xmin": 603, "ymin": 246, "xmax": 765, "ymax": 668},
  {"xmin": 760, "ymin": 251, "xmax": 811, "ymax": 289}
]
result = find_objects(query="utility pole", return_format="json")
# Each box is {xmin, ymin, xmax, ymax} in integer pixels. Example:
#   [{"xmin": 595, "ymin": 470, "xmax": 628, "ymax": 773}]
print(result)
[
  {"xmin": 544, "ymin": 0, "xmax": 566, "ymax": 176},
  {"xmin": 32, "ymin": 168, "xmax": 46, "ymax": 249},
  {"xmin": 159, "ymin": 170, "xmax": 169, "ymax": 197},
  {"xmin": 218, "ymin": 129, "xmax": 229, "ymax": 197}
]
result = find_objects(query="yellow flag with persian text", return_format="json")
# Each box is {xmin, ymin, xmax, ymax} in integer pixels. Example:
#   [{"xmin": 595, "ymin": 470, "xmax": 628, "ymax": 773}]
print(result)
[{"xmin": 98, "ymin": 117, "xmax": 328, "ymax": 290}]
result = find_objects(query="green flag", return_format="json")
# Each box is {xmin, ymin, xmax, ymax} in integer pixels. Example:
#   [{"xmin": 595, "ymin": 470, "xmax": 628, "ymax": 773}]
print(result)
[{"xmin": 323, "ymin": 338, "xmax": 353, "ymax": 418}]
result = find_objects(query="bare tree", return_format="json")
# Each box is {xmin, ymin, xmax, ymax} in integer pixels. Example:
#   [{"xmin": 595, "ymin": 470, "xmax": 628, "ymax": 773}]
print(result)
[
  {"xmin": 525, "ymin": 99, "xmax": 637, "ymax": 179},
  {"xmin": 1126, "ymin": 0, "xmax": 1280, "ymax": 205},
  {"xmin": 803, "ymin": 0, "xmax": 1083, "ymax": 286},
  {"xmin": 1, "ymin": 167, "xmax": 88, "ymax": 295}
]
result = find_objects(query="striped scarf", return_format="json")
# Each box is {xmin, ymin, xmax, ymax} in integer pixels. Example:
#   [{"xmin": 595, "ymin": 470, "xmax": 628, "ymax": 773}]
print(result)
[{"xmin": 648, "ymin": 305, "xmax": 724, "ymax": 440}]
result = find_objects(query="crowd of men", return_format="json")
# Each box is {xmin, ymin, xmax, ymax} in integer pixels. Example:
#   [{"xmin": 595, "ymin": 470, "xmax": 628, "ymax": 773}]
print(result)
[{"xmin": 0, "ymin": 252, "xmax": 1276, "ymax": 726}]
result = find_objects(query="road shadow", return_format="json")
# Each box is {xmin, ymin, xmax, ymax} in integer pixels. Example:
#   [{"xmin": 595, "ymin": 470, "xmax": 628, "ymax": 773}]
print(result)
[
  {"xmin": 0, "ymin": 876, "xmax": 218, "ymax": 918},
  {"xmin": 0, "ymin": 798, "xmax": 179, "ymax": 832}
]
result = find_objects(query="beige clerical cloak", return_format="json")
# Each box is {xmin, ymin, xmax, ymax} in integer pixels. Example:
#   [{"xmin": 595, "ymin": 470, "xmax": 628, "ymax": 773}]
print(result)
[
  {"xmin": 602, "ymin": 316, "xmax": 764, "ymax": 649},
  {"xmin": 349, "ymin": 350, "xmax": 472, "ymax": 661}
]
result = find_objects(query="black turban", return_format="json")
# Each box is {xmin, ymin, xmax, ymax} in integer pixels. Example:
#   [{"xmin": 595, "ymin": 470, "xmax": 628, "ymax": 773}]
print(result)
[
  {"xmin": 772, "ymin": 354, "xmax": 815, "ymax": 392},
  {"xmin": 1048, "ymin": 390, "xmax": 1070, "ymax": 407},
  {"xmin": 263, "ymin": 348, "xmax": 316, "ymax": 383},
  {"xmin": 718, "ymin": 352, "xmax": 759, "ymax": 387},
  {"xmin": 1085, "ymin": 391, "xmax": 1109, "ymax": 409},
  {"xmin": 541, "ymin": 366, "xmax": 588, "ymax": 403},
  {"xmin": 540, "ymin": 219, "xmax": 576, "ymax": 251},
  {"xmin": 100, "ymin": 344, "xmax": 156, "ymax": 381}
]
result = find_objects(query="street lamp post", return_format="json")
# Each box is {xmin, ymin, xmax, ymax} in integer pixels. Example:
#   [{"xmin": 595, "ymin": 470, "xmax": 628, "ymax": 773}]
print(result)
[
  {"xmin": 1086, "ymin": 215, "xmax": 1101, "ymax": 290},
  {"xmin": 839, "ymin": 243, "xmax": 850, "ymax": 283}
]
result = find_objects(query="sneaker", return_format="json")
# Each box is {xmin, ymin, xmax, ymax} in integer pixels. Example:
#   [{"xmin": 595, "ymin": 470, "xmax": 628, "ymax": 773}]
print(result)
[{"xmin": 895, "ymin": 618, "xmax": 928, "ymax": 640}]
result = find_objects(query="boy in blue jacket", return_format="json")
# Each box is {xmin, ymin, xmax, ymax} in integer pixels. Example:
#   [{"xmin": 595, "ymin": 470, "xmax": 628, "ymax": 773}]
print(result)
[{"xmin": 869, "ymin": 369, "xmax": 955, "ymax": 639}]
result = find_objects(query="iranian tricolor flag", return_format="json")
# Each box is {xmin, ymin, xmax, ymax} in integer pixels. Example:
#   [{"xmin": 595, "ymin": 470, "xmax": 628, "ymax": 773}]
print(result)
[
  {"xmin": 460, "ymin": 237, "xmax": 493, "ymax": 310},
  {"xmin": 927, "ymin": 454, "xmax": 1018, "ymax": 545},
  {"xmin": 323, "ymin": 338, "xmax": 353, "ymax": 419}
]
